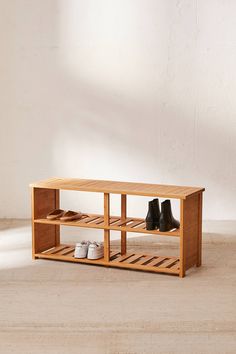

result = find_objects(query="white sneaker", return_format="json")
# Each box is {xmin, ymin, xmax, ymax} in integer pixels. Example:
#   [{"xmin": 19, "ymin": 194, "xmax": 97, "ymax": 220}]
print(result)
[
  {"xmin": 87, "ymin": 242, "xmax": 104, "ymax": 260},
  {"xmin": 74, "ymin": 241, "xmax": 91, "ymax": 258}
]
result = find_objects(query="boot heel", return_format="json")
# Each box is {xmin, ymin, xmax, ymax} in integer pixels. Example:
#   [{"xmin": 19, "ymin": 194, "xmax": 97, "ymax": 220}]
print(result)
[
  {"xmin": 146, "ymin": 222, "xmax": 155, "ymax": 230},
  {"xmin": 159, "ymin": 223, "xmax": 168, "ymax": 232}
]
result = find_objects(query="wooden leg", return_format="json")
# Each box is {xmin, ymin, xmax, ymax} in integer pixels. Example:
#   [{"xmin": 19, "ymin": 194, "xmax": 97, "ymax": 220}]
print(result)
[
  {"xmin": 31, "ymin": 188, "xmax": 36, "ymax": 260},
  {"xmin": 31, "ymin": 187, "xmax": 60, "ymax": 258},
  {"xmin": 104, "ymin": 193, "xmax": 110, "ymax": 262},
  {"xmin": 180, "ymin": 194, "xmax": 201, "ymax": 277},
  {"xmin": 179, "ymin": 199, "xmax": 185, "ymax": 278},
  {"xmin": 55, "ymin": 190, "xmax": 60, "ymax": 246},
  {"xmin": 197, "ymin": 192, "xmax": 203, "ymax": 267},
  {"xmin": 121, "ymin": 194, "xmax": 127, "ymax": 255},
  {"xmin": 104, "ymin": 229, "xmax": 110, "ymax": 262}
]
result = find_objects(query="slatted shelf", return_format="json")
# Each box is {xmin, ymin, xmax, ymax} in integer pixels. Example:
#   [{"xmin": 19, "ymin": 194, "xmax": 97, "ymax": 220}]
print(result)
[
  {"xmin": 34, "ymin": 214, "xmax": 180, "ymax": 237},
  {"xmin": 31, "ymin": 177, "xmax": 204, "ymax": 277},
  {"xmin": 35, "ymin": 244, "xmax": 180, "ymax": 275}
]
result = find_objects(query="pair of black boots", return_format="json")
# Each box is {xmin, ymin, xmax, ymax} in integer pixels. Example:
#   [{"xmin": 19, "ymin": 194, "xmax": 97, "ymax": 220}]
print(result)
[{"xmin": 145, "ymin": 199, "xmax": 180, "ymax": 232}]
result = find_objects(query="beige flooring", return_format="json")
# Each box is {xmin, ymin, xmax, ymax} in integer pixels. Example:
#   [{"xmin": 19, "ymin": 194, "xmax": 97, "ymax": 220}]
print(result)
[{"xmin": 0, "ymin": 220, "xmax": 235, "ymax": 354}]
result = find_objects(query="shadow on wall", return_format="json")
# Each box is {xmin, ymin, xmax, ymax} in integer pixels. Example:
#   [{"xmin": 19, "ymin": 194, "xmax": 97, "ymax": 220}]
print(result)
[
  {"xmin": 0, "ymin": 0, "xmax": 236, "ymax": 219},
  {"xmin": 54, "ymin": 0, "xmax": 236, "ymax": 219}
]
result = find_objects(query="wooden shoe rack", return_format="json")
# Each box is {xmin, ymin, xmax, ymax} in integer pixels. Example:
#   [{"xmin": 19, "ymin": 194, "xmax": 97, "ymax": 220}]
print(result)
[{"xmin": 30, "ymin": 178, "xmax": 204, "ymax": 277}]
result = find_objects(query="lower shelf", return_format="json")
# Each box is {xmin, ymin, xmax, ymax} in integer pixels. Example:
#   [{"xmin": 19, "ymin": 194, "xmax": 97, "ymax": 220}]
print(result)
[{"xmin": 35, "ymin": 244, "xmax": 180, "ymax": 276}]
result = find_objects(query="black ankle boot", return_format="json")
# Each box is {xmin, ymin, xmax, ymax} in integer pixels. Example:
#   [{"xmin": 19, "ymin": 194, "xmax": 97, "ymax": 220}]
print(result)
[
  {"xmin": 159, "ymin": 200, "xmax": 180, "ymax": 232},
  {"xmin": 152, "ymin": 198, "xmax": 160, "ymax": 229},
  {"xmin": 145, "ymin": 201, "xmax": 155, "ymax": 230}
]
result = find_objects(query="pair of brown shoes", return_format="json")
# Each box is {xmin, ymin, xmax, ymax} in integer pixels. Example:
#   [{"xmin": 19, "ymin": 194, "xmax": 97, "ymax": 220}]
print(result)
[{"xmin": 46, "ymin": 209, "xmax": 83, "ymax": 221}]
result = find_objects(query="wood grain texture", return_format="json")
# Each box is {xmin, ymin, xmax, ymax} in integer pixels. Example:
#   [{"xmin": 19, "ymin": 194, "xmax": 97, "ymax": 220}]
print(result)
[
  {"xmin": 180, "ymin": 199, "xmax": 185, "ymax": 278},
  {"xmin": 55, "ymin": 190, "xmax": 60, "ymax": 246},
  {"xmin": 30, "ymin": 177, "xmax": 205, "ymax": 199},
  {"xmin": 121, "ymin": 194, "xmax": 127, "ymax": 255},
  {"xmin": 197, "ymin": 192, "xmax": 203, "ymax": 267},
  {"xmin": 31, "ymin": 188, "xmax": 59, "ymax": 256},
  {"xmin": 104, "ymin": 193, "xmax": 110, "ymax": 262},
  {"xmin": 180, "ymin": 193, "xmax": 203, "ymax": 277},
  {"xmin": 35, "ymin": 245, "xmax": 180, "ymax": 275},
  {"xmin": 31, "ymin": 179, "xmax": 204, "ymax": 277},
  {"xmin": 34, "ymin": 215, "xmax": 180, "ymax": 237}
]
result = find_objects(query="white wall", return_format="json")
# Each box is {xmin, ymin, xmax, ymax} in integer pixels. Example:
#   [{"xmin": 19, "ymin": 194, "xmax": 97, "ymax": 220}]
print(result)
[{"xmin": 0, "ymin": 0, "xmax": 236, "ymax": 219}]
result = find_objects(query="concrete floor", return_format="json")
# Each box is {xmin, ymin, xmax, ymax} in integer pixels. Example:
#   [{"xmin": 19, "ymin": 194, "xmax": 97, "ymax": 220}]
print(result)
[{"xmin": 0, "ymin": 220, "xmax": 235, "ymax": 354}]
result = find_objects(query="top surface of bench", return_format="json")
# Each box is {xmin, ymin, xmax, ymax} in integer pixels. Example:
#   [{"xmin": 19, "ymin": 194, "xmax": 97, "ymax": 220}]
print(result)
[{"xmin": 30, "ymin": 178, "xmax": 204, "ymax": 199}]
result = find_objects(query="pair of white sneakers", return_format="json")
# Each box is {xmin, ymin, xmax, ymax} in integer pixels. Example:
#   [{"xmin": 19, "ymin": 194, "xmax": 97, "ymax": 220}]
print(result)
[{"xmin": 74, "ymin": 241, "xmax": 104, "ymax": 260}]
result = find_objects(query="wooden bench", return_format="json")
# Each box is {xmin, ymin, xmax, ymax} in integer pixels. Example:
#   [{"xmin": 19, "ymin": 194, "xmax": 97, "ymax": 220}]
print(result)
[{"xmin": 30, "ymin": 177, "xmax": 205, "ymax": 277}]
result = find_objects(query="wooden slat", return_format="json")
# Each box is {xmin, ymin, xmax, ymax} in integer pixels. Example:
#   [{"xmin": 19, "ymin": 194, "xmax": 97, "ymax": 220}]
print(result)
[
  {"xmin": 170, "ymin": 261, "xmax": 180, "ymax": 270},
  {"xmin": 158, "ymin": 258, "xmax": 178, "ymax": 268},
  {"xmin": 134, "ymin": 222, "xmax": 146, "ymax": 230},
  {"xmin": 145, "ymin": 257, "xmax": 166, "ymax": 267},
  {"xmin": 92, "ymin": 217, "xmax": 104, "ymax": 225},
  {"xmin": 110, "ymin": 251, "xmax": 120, "ymax": 260},
  {"xmin": 135, "ymin": 255, "xmax": 156, "ymax": 265},
  {"xmin": 109, "ymin": 217, "xmax": 120, "ymax": 224},
  {"xmin": 113, "ymin": 218, "xmax": 133, "ymax": 227},
  {"xmin": 109, "ymin": 218, "xmax": 121, "ymax": 225},
  {"xmin": 117, "ymin": 224, "xmax": 180, "ymax": 236},
  {"xmin": 81, "ymin": 214, "xmax": 90, "ymax": 219},
  {"xmin": 122, "ymin": 254, "xmax": 144, "ymax": 264},
  {"xmin": 111, "ymin": 253, "xmax": 134, "ymax": 263},
  {"xmin": 30, "ymin": 177, "xmax": 205, "ymax": 199},
  {"xmin": 110, "ymin": 251, "xmax": 120, "ymax": 257},
  {"xmin": 57, "ymin": 246, "xmax": 75, "ymax": 255},
  {"xmin": 43, "ymin": 245, "xmax": 67, "ymax": 255},
  {"xmin": 65, "ymin": 249, "xmax": 77, "ymax": 257},
  {"xmin": 79, "ymin": 216, "xmax": 95, "ymax": 223},
  {"xmin": 82, "ymin": 216, "xmax": 101, "ymax": 223},
  {"xmin": 128, "ymin": 220, "xmax": 144, "ymax": 228},
  {"xmin": 84, "ymin": 216, "xmax": 101, "ymax": 224}
]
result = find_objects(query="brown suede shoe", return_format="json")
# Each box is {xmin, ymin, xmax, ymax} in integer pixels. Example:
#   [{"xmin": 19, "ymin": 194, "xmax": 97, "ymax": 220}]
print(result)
[
  {"xmin": 46, "ymin": 209, "xmax": 65, "ymax": 220},
  {"xmin": 60, "ymin": 210, "xmax": 82, "ymax": 221}
]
